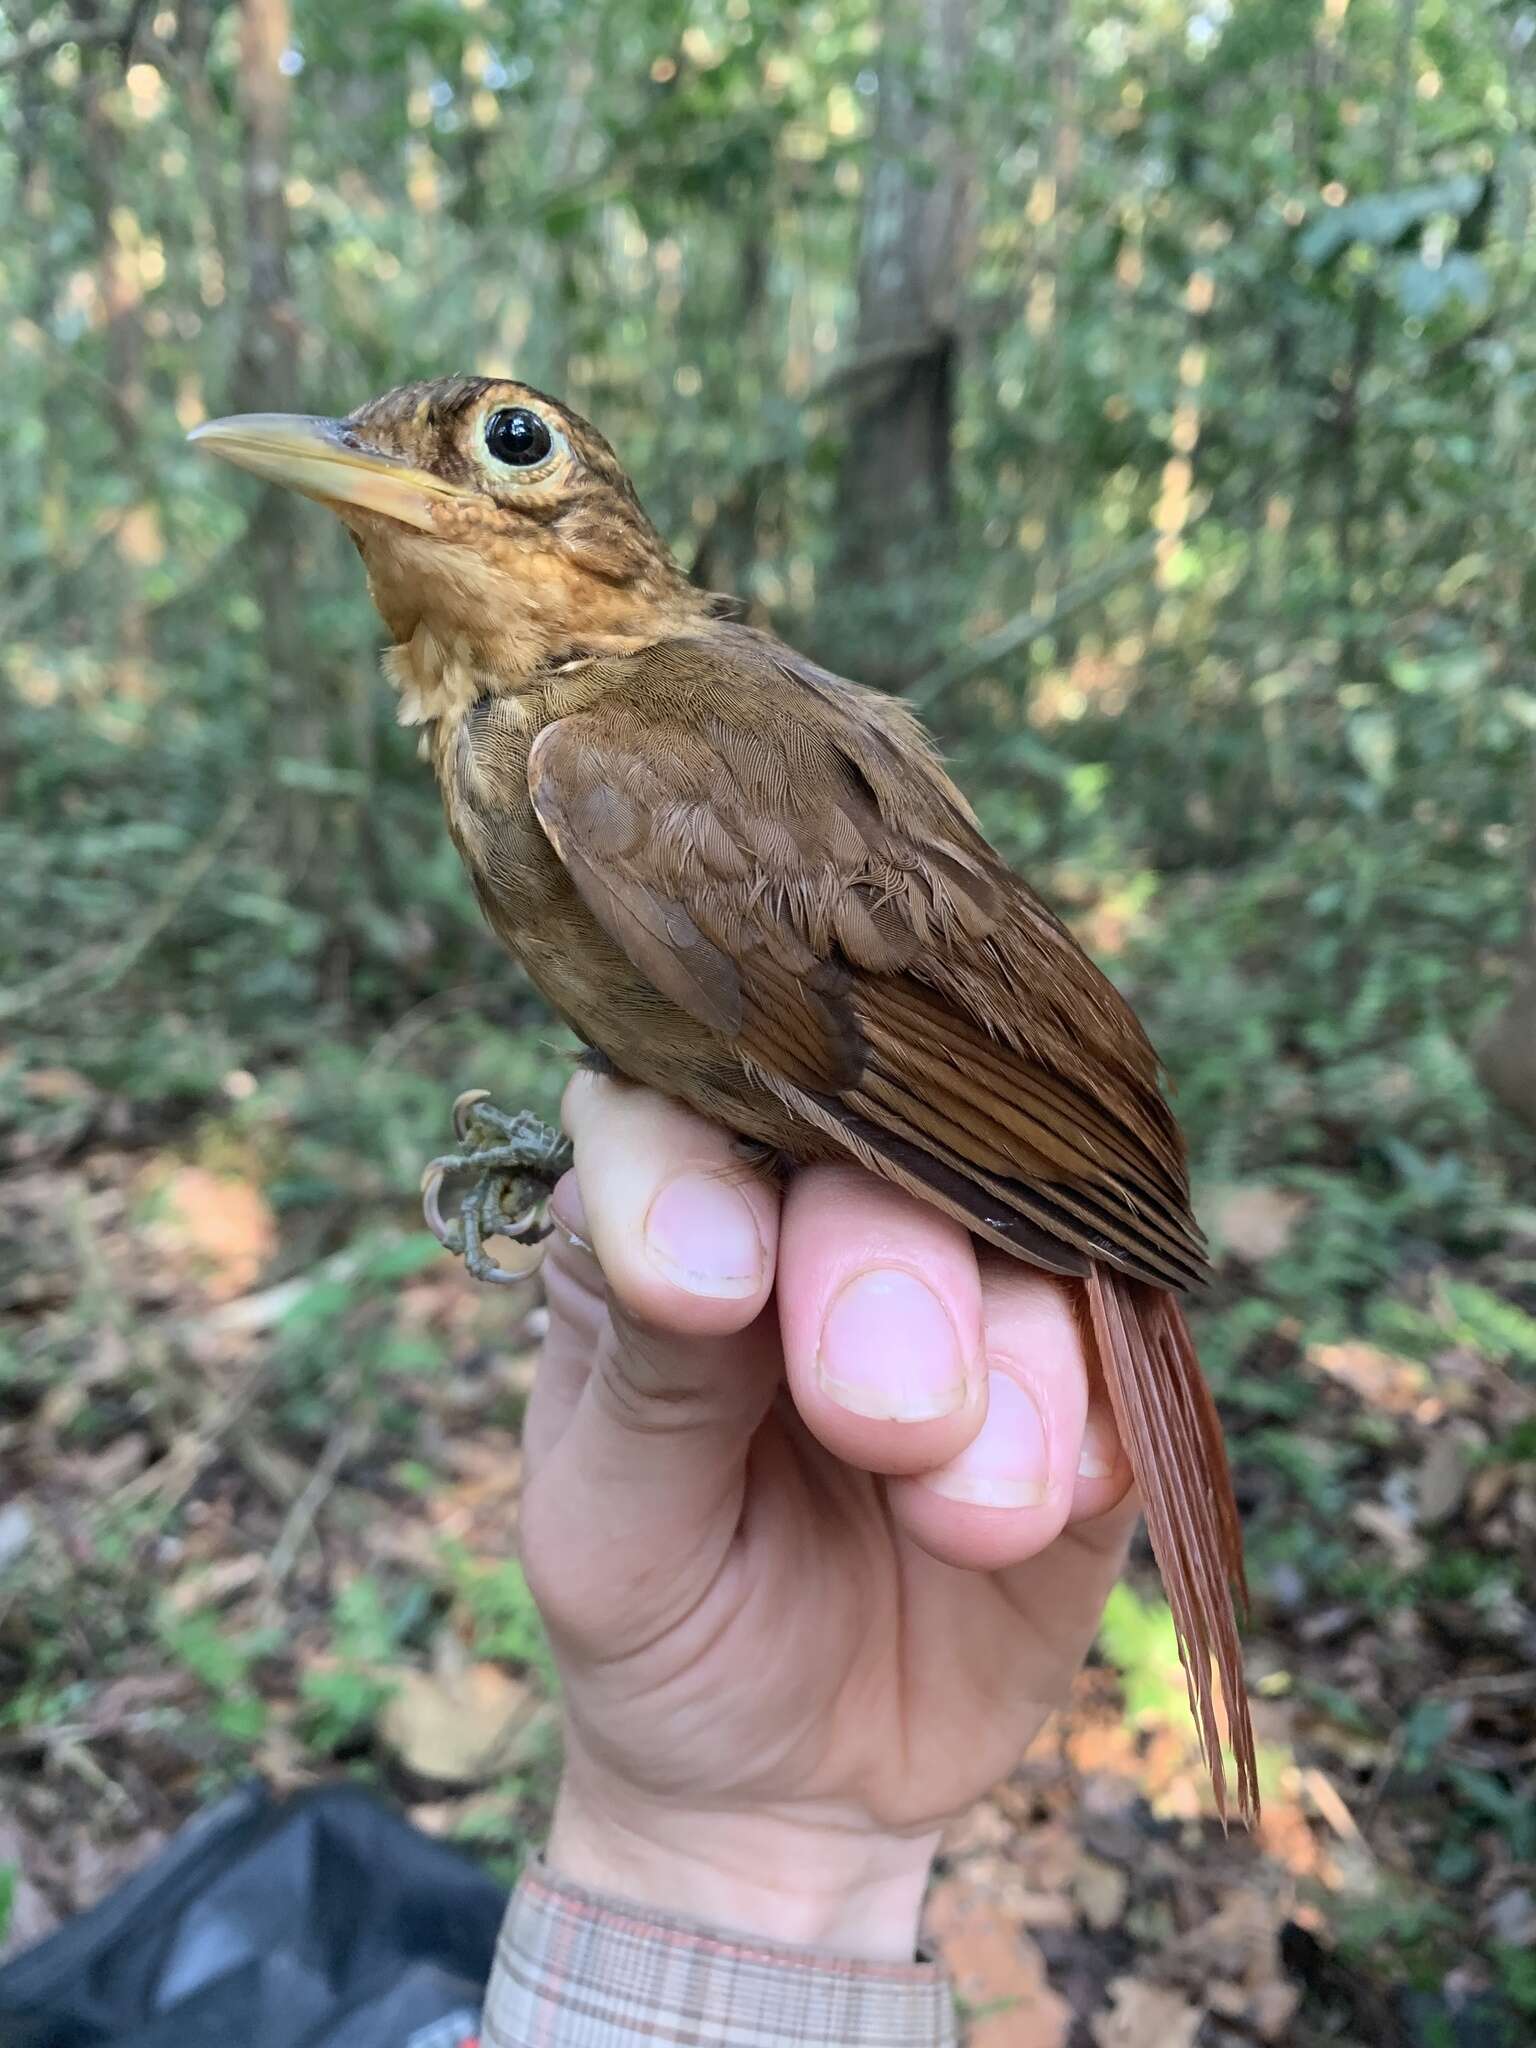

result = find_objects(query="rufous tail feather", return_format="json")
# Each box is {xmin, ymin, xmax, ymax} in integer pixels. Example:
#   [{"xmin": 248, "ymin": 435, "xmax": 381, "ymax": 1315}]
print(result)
[{"xmin": 1085, "ymin": 1264, "xmax": 1258, "ymax": 1825}]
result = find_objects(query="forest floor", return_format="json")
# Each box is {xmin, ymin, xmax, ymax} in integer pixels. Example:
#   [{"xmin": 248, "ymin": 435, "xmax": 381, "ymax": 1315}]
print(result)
[{"xmin": 2, "ymin": 1069, "xmax": 1534, "ymax": 2047}]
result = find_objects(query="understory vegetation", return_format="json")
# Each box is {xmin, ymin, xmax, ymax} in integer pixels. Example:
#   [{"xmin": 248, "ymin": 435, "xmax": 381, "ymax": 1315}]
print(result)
[{"xmin": 2, "ymin": 0, "xmax": 1534, "ymax": 2040}]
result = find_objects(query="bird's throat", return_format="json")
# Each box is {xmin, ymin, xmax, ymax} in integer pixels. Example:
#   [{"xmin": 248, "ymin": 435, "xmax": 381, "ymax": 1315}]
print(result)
[
  {"xmin": 357, "ymin": 520, "xmax": 709, "ymax": 727},
  {"xmin": 382, "ymin": 621, "xmax": 489, "ymax": 728}
]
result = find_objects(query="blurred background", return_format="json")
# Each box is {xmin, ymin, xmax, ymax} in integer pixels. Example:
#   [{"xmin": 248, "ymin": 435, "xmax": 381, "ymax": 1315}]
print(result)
[{"xmin": 2, "ymin": 0, "xmax": 1535, "ymax": 2039}]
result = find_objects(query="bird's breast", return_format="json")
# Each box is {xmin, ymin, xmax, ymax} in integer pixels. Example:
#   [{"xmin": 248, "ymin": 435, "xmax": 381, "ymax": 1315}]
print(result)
[
  {"xmin": 432, "ymin": 691, "xmax": 554, "ymax": 926},
  {"xmin": 428, "ymin": 683, "xmax": 776, "ymax": 1128},
  {"xmin": 430, "ymin": 689, "xmax": 651, "ymax": 1026}
]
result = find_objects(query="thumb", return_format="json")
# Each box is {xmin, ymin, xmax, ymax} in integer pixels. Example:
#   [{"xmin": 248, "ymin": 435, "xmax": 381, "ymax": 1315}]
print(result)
[{"xmin": 519, "ymin": 1074, "xmax": 783, "ymax": 1654}]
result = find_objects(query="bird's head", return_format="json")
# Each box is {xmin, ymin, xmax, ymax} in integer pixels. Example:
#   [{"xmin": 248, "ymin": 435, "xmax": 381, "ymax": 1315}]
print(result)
[{"xmin": 191, "ymin": 375, "xmax": 705, "ymax": 688}]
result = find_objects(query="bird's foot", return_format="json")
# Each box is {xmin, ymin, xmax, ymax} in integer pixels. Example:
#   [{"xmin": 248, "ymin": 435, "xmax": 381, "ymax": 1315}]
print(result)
[{"xmin": 420, "ymin": 1089, "xmax": 574, "ymax": 1288}]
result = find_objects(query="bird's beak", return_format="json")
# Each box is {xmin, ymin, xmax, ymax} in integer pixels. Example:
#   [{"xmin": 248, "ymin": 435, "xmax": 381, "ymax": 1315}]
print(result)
[{"xmin": 188, "ymin": 412, "xmax": 470, "ymax": 533}]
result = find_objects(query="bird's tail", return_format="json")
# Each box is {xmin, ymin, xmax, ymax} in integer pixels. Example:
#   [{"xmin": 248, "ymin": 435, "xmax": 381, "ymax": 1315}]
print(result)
[{"xmin": 1084, "ymin": 1263, "xmax": 1258, "ymax": 1825}]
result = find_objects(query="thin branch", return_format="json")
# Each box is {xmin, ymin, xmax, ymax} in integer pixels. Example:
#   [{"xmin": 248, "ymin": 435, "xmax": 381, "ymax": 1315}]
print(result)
[
  {"xmin": 906, "ymin": 531, "xmax": 1162, "ymax": 709},
  {"xmin": 0, "ymin": 788, "xmax": 255, "ymax": 1024},
  {"xmin": 808, "ymin": 333, "xmax": 948, "ymax": 404},
  {"xmin": 266, "ymin": 1413, "xmax": 366, "ymax": 1595},
  {"xmin": 0, "ymin": 7, "xmax": 144, "ymax": 75}
]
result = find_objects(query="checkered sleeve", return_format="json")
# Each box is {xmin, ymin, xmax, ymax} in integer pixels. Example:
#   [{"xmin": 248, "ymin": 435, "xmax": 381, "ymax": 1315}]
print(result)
[{"xmin": 480, "ymin": 1859, "xmax": 959, "ymax": 2048}]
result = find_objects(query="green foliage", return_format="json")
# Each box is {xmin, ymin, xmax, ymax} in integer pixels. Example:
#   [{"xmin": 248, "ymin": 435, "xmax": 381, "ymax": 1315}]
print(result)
[
  {"xmin": 154, "ymin": 1611, "xmax": 283, "ymax": 1744},
  {"xmin": 1445, "ymin": 1765, "xmax": 1536, "ymax": 1864},
  {"xmin": 442, "ymin": 1543, "xmax": 559, "ymax": 1692},
  {"xmin": 1400, "ymin": 1697, "xmax": 1457, "ymax": 1778},
  {"xmin": 1440, "ymin": 1281, "xmax": 1536, "ymax": 1373},
  {"xmin": 1298, "ymin": 173, "xmax": 1489, "ymax": 268},
  {"xmin": 3, "ymin": 0, "xmax": 1534, "ymax": 2026},
  {"xmin": 1493, "ymin": 1946, "xmax": 1536, "ymax": 2020},
  {"xmin": 297, "ymin": 1573, "xmax": 428, "ymax": 1752},
  {"xmin": 1332, "ymin": 1882, "xmax": 1456, "ymax": 1991},
  {"xmin": 1096, "ymin": 1583, "xmax": 1186, "ymax": 1728}
]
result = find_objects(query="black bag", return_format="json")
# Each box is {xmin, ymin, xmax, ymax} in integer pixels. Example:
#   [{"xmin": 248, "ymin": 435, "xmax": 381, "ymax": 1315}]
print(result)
[{"xmin": 0, "ymin": 1782, "xmax": 507, "ymax": 2047}]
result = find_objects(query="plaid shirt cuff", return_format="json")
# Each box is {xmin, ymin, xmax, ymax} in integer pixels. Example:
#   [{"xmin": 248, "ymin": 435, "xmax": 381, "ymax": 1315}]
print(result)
[{"xmin": 480, "ymin": 1858, "xmax": 959, "ymax": 2048}]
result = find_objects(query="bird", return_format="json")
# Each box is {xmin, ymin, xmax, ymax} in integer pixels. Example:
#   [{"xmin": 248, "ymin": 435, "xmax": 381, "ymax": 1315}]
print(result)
[{"xmin": 191, "ymin": 375, "xmax": 1257, "ymax": 1822}]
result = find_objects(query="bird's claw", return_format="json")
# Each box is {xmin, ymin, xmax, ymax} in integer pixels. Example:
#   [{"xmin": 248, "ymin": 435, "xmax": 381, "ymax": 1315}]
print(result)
[{"xmin": 420, "ymin": 1093, "xmax": 574, "ymax": 1287}]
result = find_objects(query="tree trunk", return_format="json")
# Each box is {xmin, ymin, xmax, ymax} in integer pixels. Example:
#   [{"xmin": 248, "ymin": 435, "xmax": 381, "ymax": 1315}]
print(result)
[
  {"xmin": 822, "ymin": 0, "xmax": 974, "ymax": 682},
  {"xmin": 232, "ymin": 0, "xmax": 298, "ymax": 415},
  {"xmin": 77, "ymin": 1, "xmax": 145, "ymax": 460},
  {"xmin": 230, "ymin": 0, "xmax": 302, "ymax": 715},
  {"xmin": 76, "ymin": 1, "xmax": 149, "ymax": 672},
  {"xmin": 230, "ymin": 0, "xmax": 351, "ymax": 980},
  {"xmin": 1469, "ymin": 17, "xmax": 1534, "ymax": 1135},
  {"xmin": 1333, "ymin": 0, "xmax": 1418, "ymax": 676},
  {"xmin": 1476, "ymin": 836, "xmax": 1536, "ymax": 1137}
]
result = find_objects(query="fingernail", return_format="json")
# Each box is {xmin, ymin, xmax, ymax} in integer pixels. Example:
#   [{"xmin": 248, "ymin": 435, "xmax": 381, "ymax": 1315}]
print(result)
[
  {"xmin": 644, "ymin": 1172, "xmax": 765, "ymax": 1298},
  {"xmin": 922, "ymin": 1370, "xmax": 1050, "ymax": 1507},
  {"xmin": 550, "ymin": 1176, "xmax": 594, "ymax": 1254},
  {"xmin": 818, "ymin": 1269, "xmax": 968, "ymax": 1421},
  {"xmin": 1077, "ymin": 1408, "xmax": 1120, "ymax": 1481}
]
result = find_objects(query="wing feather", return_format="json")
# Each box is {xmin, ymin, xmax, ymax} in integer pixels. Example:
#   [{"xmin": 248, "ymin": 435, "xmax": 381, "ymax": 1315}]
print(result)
[
  {"xmin": 519, "ymin": 626, "xmax": 1253, "ymax": 1821},
  {"xmin": 524, "ymin": 630, "xmax": 1207, "ymax": 1292}
]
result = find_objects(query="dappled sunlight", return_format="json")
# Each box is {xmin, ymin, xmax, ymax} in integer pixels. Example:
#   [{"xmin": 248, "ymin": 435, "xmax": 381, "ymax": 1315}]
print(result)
[{"xmin": 4, "ymin": 0, "xmax": 1535, "ymax": 2033}]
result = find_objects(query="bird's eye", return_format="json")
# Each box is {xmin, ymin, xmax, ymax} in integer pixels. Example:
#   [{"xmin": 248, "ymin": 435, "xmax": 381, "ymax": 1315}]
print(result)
[{"xmin": 484, "ymin": 406, "xmax": 554, "ymax": 469}]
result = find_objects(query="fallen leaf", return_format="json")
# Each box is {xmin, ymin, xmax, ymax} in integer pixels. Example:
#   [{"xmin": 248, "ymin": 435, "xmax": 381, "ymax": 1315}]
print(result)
[
  {"xmin": 1250, "ymin": 1979, "xmax": 1304, "ymax": 2038},
  {"xmin": 425, "ymin": 1430, "xmax": 525, "ymax": 1549},
  {"xmin": 1165, "ymin": 1889, "xmax": 1302, "ymax": 2042},
  {"xmin": 153, "ymin": 1166, "xmax": 276, "ymax": 1299},
  {"xmin": 1351, "ymin": 1499, "xmax": 1426, "ymax": 1572},
  {"xmin": 1468, "ymin": 1462, "xmax": 1513, "ymax": 1520},
  {"xmin": 1073, "ymin": 1852, "xmax": 1129, "ymax": 1931},
  {"xmin": 1309, "ymin": 1342, "xmax": 1428, "ymax": 1415},
  {"xmin": 1091, "ymin": 1975, "xmax": 1202, "ymax": 2048},
  {"xmin": 1417, "ymin": 1426, "xmax": 1480, "ymax": 1525},
  {"xmin": 939, "ymin": 1798, "xmax": 1013, "ymax": 1858},
  {"xmin": 379, "ymin": 1657, "xmax": 541, "ymax": 1787},
  {"xmin": 1485, "ymin": 1887, "xmax": 1536, "ymax": 1949},
  {"xmin": 166, "ymin": 1552, "xmax": 267, "ymax": 1615},
  {"xmin": 0, "ymin": 1501, "xmax": 34, "ymax": 1573},
  {"xmin": 21, "ymin": 1066, "xmax": 93, "ymax": 1103},
  {"xmin": 1297, "ymin": 1768, "xmax": 1363, "ymax": 1846},
  {"xmin": 925, "ymin": 1878, "xmax": 1071, "ymax": 2048},
  {"xmin": 82, "ymin": 1671, "xmax": 196, "ymax": 1731},
  {"xmin": 1205, "ymin": 1182, "xmax": 1308, "ymax": 1262},
  {"xmin": 1258, "ymin": 1792, "xmax": 1334, "ymax": 1885}
]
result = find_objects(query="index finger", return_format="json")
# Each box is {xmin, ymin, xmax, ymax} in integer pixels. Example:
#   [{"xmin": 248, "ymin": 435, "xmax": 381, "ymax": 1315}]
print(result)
[{"xmin": 559, "ymin": 1069, "xmax": 781, "ymax": 1338}]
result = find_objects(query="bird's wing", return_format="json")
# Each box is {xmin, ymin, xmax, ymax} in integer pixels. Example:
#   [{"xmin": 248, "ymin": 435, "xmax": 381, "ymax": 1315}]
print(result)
[
  {"xmin": 528, "ymin": 629, "xmax": 1255, "ymax": 1823},
  {"xmin": 526, "ymin": 629, "xmax": 1207, "ymax": 1293}
]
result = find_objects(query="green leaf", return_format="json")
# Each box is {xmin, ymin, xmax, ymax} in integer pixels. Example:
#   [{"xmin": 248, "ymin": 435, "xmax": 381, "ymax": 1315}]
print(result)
[
  {"xmin": 442, "ymin": 1546, "xmax": 558, "ymax": 1690},
  {"xmin": 1390, "ymin": 253, "xmax": 1491, "ymax": 320},
  {"xmin": 274, "ymin": 758, "xmax": 369, "ymax": 797},
  {"xmin": 1347, "ymin": 710, "xmax": 1397, "ymax": 787},
  {"xmin": 1096, "ymin": 1583, "xmax": 1185, "ymax": 1725},
  {"xmin": 1442, "ymin": 1283, "xmax": 1536, "ymax": 1371},
  {"xmin": 1401, "ymin": 1697, "xmax": 1455, "ymax": 1775},
  {"xmin": 1299, "ymin": 174, "xmax": 1488, "ymax": 267}
]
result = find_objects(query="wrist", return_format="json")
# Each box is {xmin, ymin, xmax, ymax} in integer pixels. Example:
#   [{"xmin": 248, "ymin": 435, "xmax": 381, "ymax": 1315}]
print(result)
[{"xmin": 546, "ymin": 1761, "xmax": 941, "ymax": 1962}]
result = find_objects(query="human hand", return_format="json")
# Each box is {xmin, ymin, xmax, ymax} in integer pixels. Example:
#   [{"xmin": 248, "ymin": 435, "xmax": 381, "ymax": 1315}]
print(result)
[{"xmin": 518, "ymin": 1072, "xmax": 1139, "ymax": 1961}]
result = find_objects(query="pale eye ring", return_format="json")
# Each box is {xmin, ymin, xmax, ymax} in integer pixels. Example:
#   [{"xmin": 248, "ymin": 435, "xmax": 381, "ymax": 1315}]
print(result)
[{"xmin": 484, "ymin": 405, "xmax": 553, "ymax": 468}]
